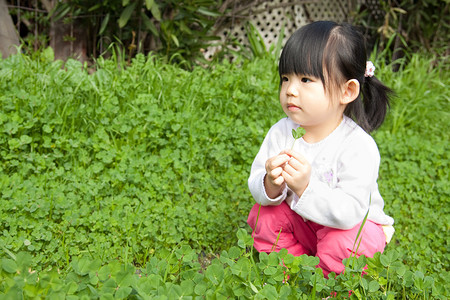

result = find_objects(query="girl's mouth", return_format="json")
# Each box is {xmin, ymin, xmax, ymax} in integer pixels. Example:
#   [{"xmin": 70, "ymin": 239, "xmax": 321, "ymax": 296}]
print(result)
[{"xmin": 287, "ymin": 104, "xmax": 301, "ymax": 111}]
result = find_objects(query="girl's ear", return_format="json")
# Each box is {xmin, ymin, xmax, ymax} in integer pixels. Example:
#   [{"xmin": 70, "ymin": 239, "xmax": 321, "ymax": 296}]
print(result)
[{"xmin": 341, "ymin": 79, "xmax": 360, "ymax": 105}]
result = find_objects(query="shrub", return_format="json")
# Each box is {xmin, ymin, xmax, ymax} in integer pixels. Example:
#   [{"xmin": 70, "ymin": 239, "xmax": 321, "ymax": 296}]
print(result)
[{"xmin": 0, "ymin": 49, "xmax": 448, "ymax": 298}]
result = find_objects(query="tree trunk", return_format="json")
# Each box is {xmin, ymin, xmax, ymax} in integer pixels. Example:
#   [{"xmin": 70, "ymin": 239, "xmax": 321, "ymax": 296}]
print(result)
[{"xmin": 0, "ymin": 0, "xmax": 20, "ymax": 58}]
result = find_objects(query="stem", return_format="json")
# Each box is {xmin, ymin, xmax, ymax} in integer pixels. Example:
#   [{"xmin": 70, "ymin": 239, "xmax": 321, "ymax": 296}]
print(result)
[
  {"xmin": 251, "ymin": 204, "xmax": 262, "ymax": 238},
  {"xmin": 290, "ymin": 139, "xmax": 296, "ymax": 150},
  {"xmin": 271, "ymin": 227, "xmax": 282, "ymax": 252},
  {"xmin": 0, "ymin": 244, "xmax": 16, "ymax": 260},
  {"xmin": 249, "ymin": 249, "xmax": 261, "ymax": 285},
  {"xmin": 345, "ymin": 194, "xmax": 371, "ymax": 273},
  {"xmin": 249, "ymin": 204, "xmax": 262, "ymax": 284},
  {"xmin": 163, "ymin": 248, "xmax": 175, "ymax": 283},
  {"xmin": 386, "ymin": 265, "xmax": 390, "ymax": 294},
  {"xmin": 310, "ymin": 273, "xmax": 317, "ymax": 300}
]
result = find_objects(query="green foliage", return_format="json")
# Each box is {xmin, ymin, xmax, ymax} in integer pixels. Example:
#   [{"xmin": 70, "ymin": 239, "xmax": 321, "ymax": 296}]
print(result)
[
  {"xmin": 1, "ymin": 231, "xmax": 447, "ymax": 298},
  {"xmin": 0, "ymin": 50, "xmax": 448, "ymax": 298},
  {"xmin": 372, "ymin": 53, "xmax": 449, "ymax": 135},
  {"xmin": 291, "ymin": 127, "xmax": 305, "ymax": 140},
  {"xmin": 245, "ymin": 20, "xmax": 286, "ymax": 62},
  {"xmin": 354, "ymin": 0, "xmax": 449, "ymax": 58},
  {"xmin": 291, "ymin": 127, "xmax": 305, "ymax": 150},
  {"xmin": 0, "ymin": 49, "xmax": 282, "ymax": 269},
  {"xmin": 48, "ymin": 0, "xmax": 223, "ymax": 67},
  {"xmin": 7, "ymin": 0, "xmax": 224, "ymax": 67}
]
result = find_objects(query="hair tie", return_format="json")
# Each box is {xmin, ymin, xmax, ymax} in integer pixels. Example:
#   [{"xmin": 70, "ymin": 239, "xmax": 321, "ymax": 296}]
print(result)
[{"xmin": 365, "ymin": 61, "xmax": 375, "ymax": 77}]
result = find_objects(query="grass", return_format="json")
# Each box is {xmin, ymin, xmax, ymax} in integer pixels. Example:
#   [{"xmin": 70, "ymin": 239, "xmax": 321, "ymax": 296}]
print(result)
[{"xmin": 0, "ymin": 49, "xmax": 448, "ymax": 298}]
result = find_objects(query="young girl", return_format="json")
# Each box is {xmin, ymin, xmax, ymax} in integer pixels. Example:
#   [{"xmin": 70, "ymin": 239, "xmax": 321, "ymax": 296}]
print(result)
[{"xmin": 247, "ymin": 21, "xmax": 394, "ymax": 277}]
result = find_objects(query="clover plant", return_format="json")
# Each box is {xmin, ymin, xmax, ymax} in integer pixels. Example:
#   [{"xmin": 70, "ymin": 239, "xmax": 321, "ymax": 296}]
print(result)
[{"xmin": 291, "ymin": 127, "xmax": 305, "ymax": 150}]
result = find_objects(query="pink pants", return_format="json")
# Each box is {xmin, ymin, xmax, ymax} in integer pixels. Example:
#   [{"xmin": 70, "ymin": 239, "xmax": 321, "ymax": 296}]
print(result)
[{"xmin": 247, "ymin": 202, "xmax": 386, "ymax": 276}]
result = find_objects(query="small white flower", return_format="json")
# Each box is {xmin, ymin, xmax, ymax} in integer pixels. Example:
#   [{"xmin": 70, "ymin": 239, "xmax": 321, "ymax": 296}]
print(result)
[{"xmin": 365, "ymin": 61, "xmax": 375, "ymax": 77}]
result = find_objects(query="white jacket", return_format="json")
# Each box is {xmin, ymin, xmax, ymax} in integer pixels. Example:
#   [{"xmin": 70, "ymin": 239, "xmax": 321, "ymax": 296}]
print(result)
[{"xmin": 248, "ymin": 116, "xmax": 394, "ymax": 230}]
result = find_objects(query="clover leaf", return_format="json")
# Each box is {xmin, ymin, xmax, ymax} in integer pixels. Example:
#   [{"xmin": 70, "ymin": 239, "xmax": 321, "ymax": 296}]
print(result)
[{"xmin": 291, "ymin": 127, "xmax": 305, "ymax": 149}]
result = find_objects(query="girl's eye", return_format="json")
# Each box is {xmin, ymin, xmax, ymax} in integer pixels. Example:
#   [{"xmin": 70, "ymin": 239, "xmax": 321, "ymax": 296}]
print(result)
[
  {"xmin": 301, "ymin": 77, "xmax": 311, "ymax": 83},
  {"xmin": 281, "ymin": 76, "xmax": 289, "ymax": 82}
]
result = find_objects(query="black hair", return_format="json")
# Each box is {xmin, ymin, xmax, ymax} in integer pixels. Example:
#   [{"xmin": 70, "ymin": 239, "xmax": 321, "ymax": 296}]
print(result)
[{"xmin": 279, "ymin": 21, "xmax": 392, "ymax": 132}]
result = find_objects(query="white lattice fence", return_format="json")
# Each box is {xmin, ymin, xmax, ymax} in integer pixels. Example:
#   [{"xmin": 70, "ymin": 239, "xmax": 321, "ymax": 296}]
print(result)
[{"xmin": 205, "ymin": 0, "xmax": 381, "ymax": 59}]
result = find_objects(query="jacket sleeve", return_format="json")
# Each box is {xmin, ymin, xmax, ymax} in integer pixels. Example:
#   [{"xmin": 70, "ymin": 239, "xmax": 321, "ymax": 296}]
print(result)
[{"xmin": 248, "ymin": 119, "xmax": 292, "ymax": 206}]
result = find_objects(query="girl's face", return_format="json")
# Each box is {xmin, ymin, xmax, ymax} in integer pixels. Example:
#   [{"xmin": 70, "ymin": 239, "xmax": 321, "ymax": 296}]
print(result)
[{"xmin": 279, "ymin": 73, "xmax": 345, "ymax": 138}]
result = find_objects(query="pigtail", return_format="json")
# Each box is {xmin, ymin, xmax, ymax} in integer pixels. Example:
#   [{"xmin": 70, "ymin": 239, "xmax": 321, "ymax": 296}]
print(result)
[
  {"xmin": 360, "ymin": 76, "xmax": 393, "ymax": 132},
  {"xmin": 344, "ymin": 76, "xmax": 392, "ymax": 133}
]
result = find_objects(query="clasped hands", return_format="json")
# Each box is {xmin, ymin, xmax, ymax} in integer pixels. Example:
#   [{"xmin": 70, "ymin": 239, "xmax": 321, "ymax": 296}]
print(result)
[{"xmin": 264, "ymin": 150, "xmax": 311, "ymax": 199}]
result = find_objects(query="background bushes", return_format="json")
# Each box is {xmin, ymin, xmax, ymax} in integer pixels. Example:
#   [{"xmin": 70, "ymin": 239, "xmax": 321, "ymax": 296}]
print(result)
[{"xmin": 4, "ymin": 0, "xmax": 448, "ymax": 66}]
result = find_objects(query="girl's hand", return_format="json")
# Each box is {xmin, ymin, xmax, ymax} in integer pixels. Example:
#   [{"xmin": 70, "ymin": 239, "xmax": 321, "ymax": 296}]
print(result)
[
  {"xmin": 264, "ymin": 152, "xmax": 291, "ymax": 198},
  {"xmin": 281, "ymin": 150, "xmax": 311, "ymax": 197}
]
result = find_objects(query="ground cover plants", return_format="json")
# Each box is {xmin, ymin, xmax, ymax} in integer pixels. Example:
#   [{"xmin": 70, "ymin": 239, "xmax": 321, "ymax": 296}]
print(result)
[{"xmin": 0, "ymin": 49, "xmax": 448, "ymax": 298}]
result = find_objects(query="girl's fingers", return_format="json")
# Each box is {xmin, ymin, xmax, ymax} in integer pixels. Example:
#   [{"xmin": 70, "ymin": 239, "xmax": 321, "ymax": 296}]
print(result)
[
  {"xmin": 268, "ymin": 166, "xmax": 283, "ymax": 179},
  {"xmin": 285, "ymin": 157, "xmax": 302, "ymax": 170},
  {"xmin": 266, "ymin": 154, "xmax": 291, "ymax": 171},
  {"xmin": 283, "ymin": 158, "xmax": 311, "ymax": 179},
  {"xmin": 280, "ymin": 152, "xmax": 311, "ymax": 197},
  {"xmin": 282, "ymin": 149, "xmax": 308, "ymax": 164},
  {"xmin": 281, "ymin": 170, "xmax": 292, "ymax": 183},
  {"xmin": 275, "ymin": 154, "xmax": 291, "ymax": 166},
  {"xmin": 283, "ymin": 163, "xmax": 295, "ymax": 175},
  {"xmin": 272, "ymin": 175, "xmax": 285, "ymax": 186}
]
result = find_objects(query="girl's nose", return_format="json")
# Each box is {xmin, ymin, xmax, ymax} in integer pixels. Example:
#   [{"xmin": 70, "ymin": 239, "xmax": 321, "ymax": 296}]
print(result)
[{"xmin": 287, "ymin": 84, "xmax": 299, "ymax": 97}]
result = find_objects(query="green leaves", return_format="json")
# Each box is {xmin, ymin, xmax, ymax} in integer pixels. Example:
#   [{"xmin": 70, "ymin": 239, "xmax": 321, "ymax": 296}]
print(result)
[
  {"xmin": 291, "ymin": 127, "xmax": 305, "ymax": 149},
  {"xmin": 145, "ymin": 0, "xmax": 161, "ymax": 21},
  {"xmin": 98, "ymin": 13, "xmax": 110, "ymax": 35},
  {"xmin": 0, "ymin": 51, "xmax": 448, "ymax": 299},
  {"xmin": 246, "ymin": 22, "xmax": 267, "ymax": 59},
  {"xmin": 1, "ymin": 259, "xmax": 17, "ymax": 274},
  {"xmin": 292, "ymin": 127, "xmax": 305, "ymax": 140},
  {"xmin": 118, "ymin": 2, "xmax": 137, "ymax": 28},
  {"xmin": 0, "ymin": 238, "xmax": 446, "ymax": 298}
]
